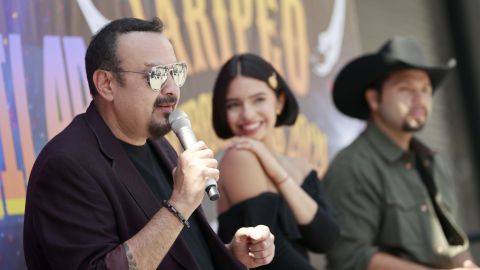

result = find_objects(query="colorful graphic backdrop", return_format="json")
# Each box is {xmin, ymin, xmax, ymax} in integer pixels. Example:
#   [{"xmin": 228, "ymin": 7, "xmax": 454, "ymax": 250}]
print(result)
[{"xmin": 0, "ymin": 0, "xmax": 363, "ymax": 268}]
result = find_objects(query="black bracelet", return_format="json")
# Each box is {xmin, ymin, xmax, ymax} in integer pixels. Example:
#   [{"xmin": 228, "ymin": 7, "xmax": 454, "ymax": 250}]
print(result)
[{"xmin": 162, "ymin": 200, "xmax": 190, "ymax": 228}]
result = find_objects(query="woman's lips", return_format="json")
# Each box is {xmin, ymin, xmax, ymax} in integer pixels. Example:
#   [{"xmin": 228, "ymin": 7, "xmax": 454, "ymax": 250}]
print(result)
[{"xmin": 238, "ymin": 122, "xmax": 262, "ymax": 136}]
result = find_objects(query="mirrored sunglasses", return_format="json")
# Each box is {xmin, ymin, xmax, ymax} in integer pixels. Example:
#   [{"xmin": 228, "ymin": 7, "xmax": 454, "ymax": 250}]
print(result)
[
  {"xmin": 111, "ymin": 62, "xmax": 187, "ymax": 91},
  {"xmin": 148, "ymin": 62, "xmax": 188, "ymax": 91}
]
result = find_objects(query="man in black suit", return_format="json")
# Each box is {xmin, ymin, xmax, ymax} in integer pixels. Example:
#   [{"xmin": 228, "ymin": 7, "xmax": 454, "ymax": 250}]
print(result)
[{"xmin": 23, "ymin": 17, "xmax": 274, "ymax": 270}]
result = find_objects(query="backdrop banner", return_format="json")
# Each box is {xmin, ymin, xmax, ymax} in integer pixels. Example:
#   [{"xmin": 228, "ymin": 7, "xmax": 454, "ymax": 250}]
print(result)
[{"xmin": 0, "ymin": 0, "xmax": 362, "ymax": 268}]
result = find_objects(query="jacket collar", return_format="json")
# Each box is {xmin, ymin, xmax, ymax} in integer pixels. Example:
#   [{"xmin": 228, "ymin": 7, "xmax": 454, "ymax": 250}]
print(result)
[
  {"xmin": 364, "ymin": 121, "xmax": 435, "ymax": 164},
  {"xmin": 84, "ymin": 102, "xmax": 165, "ymax": 219},
  {"xmin": 364, "ymin": 122, "xmax": 404, "ymax": 164}
]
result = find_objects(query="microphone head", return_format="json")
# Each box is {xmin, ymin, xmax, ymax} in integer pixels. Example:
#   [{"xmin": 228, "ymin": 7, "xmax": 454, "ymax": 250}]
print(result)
[{"xmin": 168, "ymin": 109, "xmax": 192, "ymax": 132}]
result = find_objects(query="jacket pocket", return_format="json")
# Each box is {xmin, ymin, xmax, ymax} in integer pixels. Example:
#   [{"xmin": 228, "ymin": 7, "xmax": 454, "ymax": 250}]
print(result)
[{"xmin": 379, "ymin": 196, "xmax": 428, "ymax": 247}]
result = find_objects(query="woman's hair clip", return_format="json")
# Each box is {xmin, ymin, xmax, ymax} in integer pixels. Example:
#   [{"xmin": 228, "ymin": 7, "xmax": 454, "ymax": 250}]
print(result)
[{"xmin": 268, "ymin": 72, "xmax": 278, "ymax": 90}]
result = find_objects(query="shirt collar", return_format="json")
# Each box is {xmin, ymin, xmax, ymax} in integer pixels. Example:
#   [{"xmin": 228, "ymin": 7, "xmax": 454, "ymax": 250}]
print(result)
[
  {"xmin": 364, "ymin": 122, "xmax": 436, "ymax": 165},
  {"xmin": 364, "ymin": 122, "xmax": 404, "ymax": 164}
]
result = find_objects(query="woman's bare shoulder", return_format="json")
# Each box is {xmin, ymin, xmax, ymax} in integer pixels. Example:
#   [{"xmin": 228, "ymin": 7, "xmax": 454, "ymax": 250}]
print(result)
[{"xmin": 218, "ymin": 148, "xmax": 275, "ymax": 209}]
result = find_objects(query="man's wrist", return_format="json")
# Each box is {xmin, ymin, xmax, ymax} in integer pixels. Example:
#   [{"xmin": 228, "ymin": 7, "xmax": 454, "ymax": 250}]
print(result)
[
  {"xmin": 168, "ymin": 194, "xmax": 196, "ymax": 218},
  {"xmin": 123, "ymin": 242, "xmax": 138, "ymax": 270},
  {"xmin": 162, "ymin": 200, "xmax": 190, "ymax": 228}
]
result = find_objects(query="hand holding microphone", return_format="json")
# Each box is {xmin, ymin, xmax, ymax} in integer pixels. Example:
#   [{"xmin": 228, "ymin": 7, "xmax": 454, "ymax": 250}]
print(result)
[{"xmin": 169, "ymin": 110, "xmax": 220, "ymax": 201}]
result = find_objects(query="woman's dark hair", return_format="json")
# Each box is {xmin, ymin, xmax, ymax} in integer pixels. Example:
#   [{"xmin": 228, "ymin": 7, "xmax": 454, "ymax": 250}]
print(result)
[
  {"xmin": 85, "ymin": 17, "xmax": 164, "ymax": 97},
  {"xmin": 212, "ymin": 53, "xmax": 299, "ymax": 139}
]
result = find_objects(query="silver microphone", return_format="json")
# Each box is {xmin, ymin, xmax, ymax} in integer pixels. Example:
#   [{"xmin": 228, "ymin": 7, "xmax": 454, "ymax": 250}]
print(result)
[{"xmin": 168, "ymin": 110, "xmax": 220, "ymax": 201}]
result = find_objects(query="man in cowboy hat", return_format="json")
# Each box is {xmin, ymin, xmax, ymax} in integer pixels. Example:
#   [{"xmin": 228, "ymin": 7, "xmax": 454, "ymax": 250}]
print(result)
[{"xmin": 324, "ymin": 36, "xmax": 478, "ymax": 270}]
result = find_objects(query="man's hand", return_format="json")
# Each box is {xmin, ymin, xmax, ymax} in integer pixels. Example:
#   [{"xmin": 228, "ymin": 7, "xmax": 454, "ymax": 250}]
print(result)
[
  {"xmin": 170, "ymin": 141, "xmax": 219, "ymax": 217},
  {"xmin": 228, "ymin": 225, "xmax": 275, "ymax": 268}
]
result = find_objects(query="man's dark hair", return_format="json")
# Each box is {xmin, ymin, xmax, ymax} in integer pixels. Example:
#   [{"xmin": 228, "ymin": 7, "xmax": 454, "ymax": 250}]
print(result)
[
  {"xmin": 85, "ymin": 17, "xmax": 164, "ymax": 97},
  {"xmin": 368, "ymin": 77, "xmax": 386, "ymax": 94},
  {"xmin": 364, "ymin": 73, "xmax": 389, "ymax": 118},
  {"xmin": 211, "ymin": 53, "xmax": 299, "ymax": 139}
]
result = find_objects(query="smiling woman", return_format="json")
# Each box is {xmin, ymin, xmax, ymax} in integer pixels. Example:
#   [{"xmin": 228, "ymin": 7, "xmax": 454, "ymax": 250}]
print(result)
[{"xmin": 210, "ymin": 53, "xmax": 339, "ymax": 270}]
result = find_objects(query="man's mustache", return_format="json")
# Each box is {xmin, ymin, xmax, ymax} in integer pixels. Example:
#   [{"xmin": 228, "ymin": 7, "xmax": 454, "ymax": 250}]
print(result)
[{"xmin": 154, "ymin": 96, "xmax": 178, "ymax": 107}]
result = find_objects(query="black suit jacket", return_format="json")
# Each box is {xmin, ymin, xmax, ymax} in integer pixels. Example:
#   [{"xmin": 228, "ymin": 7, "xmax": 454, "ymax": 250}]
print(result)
[{"xmin": 24, "ymin": 102, "xmax": 246, "ymax": 270}]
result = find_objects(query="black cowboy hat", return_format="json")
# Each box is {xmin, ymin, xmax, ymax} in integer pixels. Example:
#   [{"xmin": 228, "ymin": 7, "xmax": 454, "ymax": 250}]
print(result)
[{"xmin": 333, "ymin": 36, "xmax": 456, "ymax": 119}]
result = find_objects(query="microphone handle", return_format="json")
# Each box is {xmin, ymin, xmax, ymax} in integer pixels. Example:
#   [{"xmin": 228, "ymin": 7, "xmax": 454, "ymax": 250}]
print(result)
[
  {"xmin": 176, "ymin": 127, "xmax": 197, "ymax": 149},
  {"xmin": 176, "ymin": 127, "xmax": 220, "ymax": 201}
]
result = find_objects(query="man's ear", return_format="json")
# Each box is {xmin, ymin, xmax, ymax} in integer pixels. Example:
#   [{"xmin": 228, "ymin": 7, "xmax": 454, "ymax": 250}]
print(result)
[
  {"xmin": 365, "ymin": 88, "xmax": 380, "ymax": 112},
  {"xmin": 93, "ymin": 70, "xmax": 115, "ymax": 101}
]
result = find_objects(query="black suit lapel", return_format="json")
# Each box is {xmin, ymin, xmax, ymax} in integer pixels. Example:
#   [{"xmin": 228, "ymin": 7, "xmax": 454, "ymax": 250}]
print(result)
[
  {"xmin": 85, "ymin": 104, "xmax": 214, "ymax": 269},
  {"xmin": 84, "ymin": 103, "xmax": 159, "ymax": 219}
]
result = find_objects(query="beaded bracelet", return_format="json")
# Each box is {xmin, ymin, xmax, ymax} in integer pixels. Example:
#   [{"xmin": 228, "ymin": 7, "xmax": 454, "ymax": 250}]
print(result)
[{"xmin": 162, "ymin": 200, "xmax": 190, "ymax": 228}]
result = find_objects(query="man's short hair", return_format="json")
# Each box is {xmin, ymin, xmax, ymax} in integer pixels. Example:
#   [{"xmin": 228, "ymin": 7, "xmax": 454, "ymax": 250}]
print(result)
[{"xmin": 85, "ymin": 17, "xmax": 164, "ymax": 97}]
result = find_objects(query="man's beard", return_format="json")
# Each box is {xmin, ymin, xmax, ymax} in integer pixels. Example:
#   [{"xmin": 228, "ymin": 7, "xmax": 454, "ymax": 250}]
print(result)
[
  {"xmin": 402, "ymin": 118, "xmax": 425, "ymax": 132},
  {"xmin": 148, "ymin": 117, "xmax": 171, "ymax": 139},
  {"xmin": 148, "ymin": 95, "xmax": 178, "ymax": 139}
]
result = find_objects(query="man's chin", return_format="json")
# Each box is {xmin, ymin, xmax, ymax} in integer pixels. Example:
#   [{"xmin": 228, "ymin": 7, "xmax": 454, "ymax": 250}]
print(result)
[
  {"xmin": 148, "ymin": 120, "xmax": 171, "ymax": 139},
  {"xmin": 402, "ymin": 119, "xmax": 425, "ymax": 132}
]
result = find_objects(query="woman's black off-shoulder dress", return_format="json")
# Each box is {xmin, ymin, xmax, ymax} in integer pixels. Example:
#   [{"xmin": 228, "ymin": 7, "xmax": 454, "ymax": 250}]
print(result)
[{"xmin": 218, "ymin": 170, "xmax": 339, "ymax": 270}]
